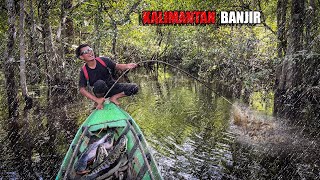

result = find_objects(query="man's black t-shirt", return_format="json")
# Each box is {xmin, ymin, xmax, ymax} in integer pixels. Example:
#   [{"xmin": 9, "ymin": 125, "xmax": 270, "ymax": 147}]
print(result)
[{"xmin": 79, "ymin": 57, "xmax": 116, "ymax": 87}]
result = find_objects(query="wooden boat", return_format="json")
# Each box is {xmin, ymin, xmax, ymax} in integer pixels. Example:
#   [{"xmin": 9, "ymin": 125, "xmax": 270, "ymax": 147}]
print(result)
[{"xmin": 56, "ymin": 102, "xmax": 162, "ymax": 180}]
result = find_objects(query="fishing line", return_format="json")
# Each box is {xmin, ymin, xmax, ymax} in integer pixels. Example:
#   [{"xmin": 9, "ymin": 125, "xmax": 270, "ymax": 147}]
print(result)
[{"xmin": 104, "ymin": 60, "xmax": 233, "ymax": 105}]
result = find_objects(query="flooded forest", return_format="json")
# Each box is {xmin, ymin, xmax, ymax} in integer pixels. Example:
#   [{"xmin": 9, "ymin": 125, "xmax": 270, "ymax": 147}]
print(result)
[{"xmin": 0, "ymin": 0, "xmax": 319, "ymax": 179}]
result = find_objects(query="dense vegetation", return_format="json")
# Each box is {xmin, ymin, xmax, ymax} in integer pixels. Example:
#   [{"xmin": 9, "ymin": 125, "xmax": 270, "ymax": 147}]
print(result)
[{"xmin": 0, "ymin": 0, "xmax": 319, "ymax": 178}]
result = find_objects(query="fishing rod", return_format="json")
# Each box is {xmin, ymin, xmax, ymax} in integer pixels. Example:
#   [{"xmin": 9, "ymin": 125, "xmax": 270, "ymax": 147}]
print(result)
[{"xmin": 104, "ymin": 60, "xmax": 233, "ymax": 105}]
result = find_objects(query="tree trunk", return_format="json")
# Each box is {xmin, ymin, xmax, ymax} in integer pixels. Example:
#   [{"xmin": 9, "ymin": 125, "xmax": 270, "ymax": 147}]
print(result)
[
  {"xmin": 28, "ymin": 0, "xmax": 41, "ymax": 85},
  {"xmin": 5, "ymin": 0, "xmax": 36, "ymax": 178},
  {"xmin": 274, "ymin": 0, "xmax": 306, "ymax": 118},
  {"xmin": 41, "ymin": 0, "xmax": 62, "ymax": 98},
  {"xmin": 19, "ymin": 0, "xmax": 27, "ymax": 97},
  {"xmin": 286, "ymin": 0, "xmax": 305, "ymax": 55},
  {"xmin": 57, "ymin": 0, "xmax": 73, "ymax": 59},
  {"xmin": 305, "ymin": 0, "xmax": 317, "ymax": 52},
  {"xmin": 111, "ymin": 22, "xmax": 118, "ymax": 59},
  {"xmin": 56, "ymin": 0, "xmax": 66, "ymax": 66},
  {"xmin": 19, "ymin": 0, "xmax": 33, "ymax": 110},
  {"xmin": 37, "ymin": 3, "xmax": 59, "ymax": 177},
  {"xmin": 277, "ymin": 0, "xmax": 288, "ymax": 58},
  {"xmin": 94, "ymin": 1, "xmax": 103, "ymax": 57},
  {"xmin": 5, "ymin": 0, "xmax": 18, "ymax": 118},
  {"xmin": 40, "ymin": 0, "xmax": 52, "ymax": 101}
]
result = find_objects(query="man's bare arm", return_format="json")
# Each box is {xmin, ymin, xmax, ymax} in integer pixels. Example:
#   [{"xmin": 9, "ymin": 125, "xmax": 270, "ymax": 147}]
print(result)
[
  {"xmin": 115, "ymin": 63, "xmax": 137, "ymax": 71},
  {"xmin": 79, "ymin": 87, "xmax": 105, "ymax": 109}
]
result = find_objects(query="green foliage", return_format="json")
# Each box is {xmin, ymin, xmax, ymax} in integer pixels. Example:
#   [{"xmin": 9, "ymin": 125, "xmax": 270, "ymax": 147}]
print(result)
[
  {"xmin": 250, "ymin": 91, "xmax": 274, "ymax": 115},
  {"xmin": 1, "ymin": 0, "xmax": 318, "ymax": 124},
  {"xmin": 64, "ymin": 0, "xmax": 280, "ymax": 104},
  {"xmin": 0, "ymin": 0, "xmax": 284, "ymax": 120}
]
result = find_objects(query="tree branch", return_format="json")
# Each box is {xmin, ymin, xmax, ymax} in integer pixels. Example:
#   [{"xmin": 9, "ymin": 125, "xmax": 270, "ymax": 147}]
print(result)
[
  {"xmin": 69, "ymin": 0, "xmax": 89, "ymax": 14},
  {"xmin": 235, "ymin": 0, "xmax": 277, "ymax": 35},
  {"xmin": 107, "ymin": 0, "xmax": 142, "ymax": 25},
  {"xmin": 257, "ymin": 0, "xmax": 277, "ymax": 35}
]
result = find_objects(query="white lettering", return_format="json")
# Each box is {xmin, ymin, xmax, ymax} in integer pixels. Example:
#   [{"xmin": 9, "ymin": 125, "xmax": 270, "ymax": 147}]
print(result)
[
  {"xmin": 220, "ymin": 11, "xmax": 228, "ymax": 24},
  {"xmin": 229, "ymin": 11, "xmax": 236, "ymax": 23},
  {"xmin": 236, "ymin": 11, "xmax": 244, "ymax": 23},
  {"xmin": 220, "ymin": 11, "xmax": 261, "ymax": 24},
  {"xmin": 249, "ymin": 11, "xmax": 253, "ymax": 23},
  {"xmin": 254, "ymin": 11, "xmax": 261, "ymax": 23},
  {"xmin": 243, "ymin": 12, "xmax": 248, "ymax": 23}
]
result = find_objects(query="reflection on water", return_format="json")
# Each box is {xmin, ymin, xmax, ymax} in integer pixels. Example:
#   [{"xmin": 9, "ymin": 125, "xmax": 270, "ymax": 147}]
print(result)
[
  {"xmin": 0, "ymin": 72, "xmax": 319, "ymax": 179},
  {"xmin": 123, "ymin": 75, "xmax": 234, "ymax": 179}
]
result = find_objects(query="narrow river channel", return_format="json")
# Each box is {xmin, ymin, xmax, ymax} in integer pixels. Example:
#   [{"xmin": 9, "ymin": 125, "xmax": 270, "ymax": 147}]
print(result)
[{"xmin": 0, "ymin": 71, "xmax": 319, "ymax": 179}]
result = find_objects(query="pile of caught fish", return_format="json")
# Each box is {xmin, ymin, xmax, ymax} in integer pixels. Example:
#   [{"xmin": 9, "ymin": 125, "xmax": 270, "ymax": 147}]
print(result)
[{"xmin": 73, "ymin": 132, "xmax": 129, "ymax": 180}]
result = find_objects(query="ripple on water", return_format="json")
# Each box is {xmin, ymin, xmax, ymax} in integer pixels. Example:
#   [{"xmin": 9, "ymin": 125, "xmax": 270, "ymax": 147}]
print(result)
[{"xmin": 146, "ymin": 126, "xmax": 236, "ymax": 179}]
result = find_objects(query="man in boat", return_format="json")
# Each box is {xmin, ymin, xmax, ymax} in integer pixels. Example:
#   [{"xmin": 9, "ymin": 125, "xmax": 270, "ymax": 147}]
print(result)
[{"xmin": 76, "ymin": 44, "xmax": 138, "ymax": 109}]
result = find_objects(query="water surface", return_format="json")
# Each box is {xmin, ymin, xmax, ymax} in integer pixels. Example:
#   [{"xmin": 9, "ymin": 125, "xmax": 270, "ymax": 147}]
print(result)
[{"xmin": 0, "ymin": 72, "xmax": 319, "ymax": 179}]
